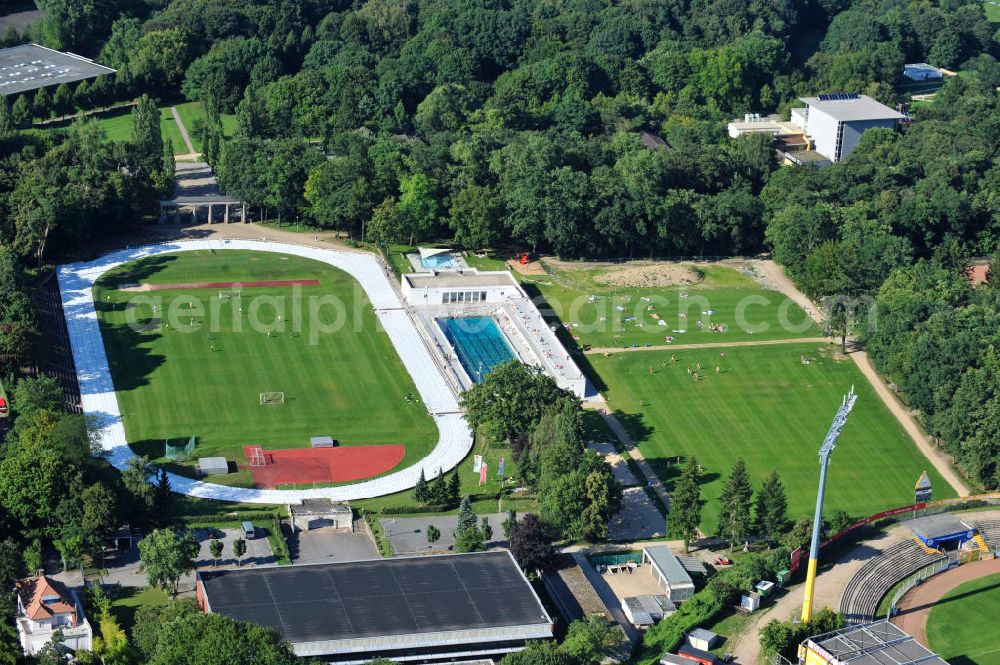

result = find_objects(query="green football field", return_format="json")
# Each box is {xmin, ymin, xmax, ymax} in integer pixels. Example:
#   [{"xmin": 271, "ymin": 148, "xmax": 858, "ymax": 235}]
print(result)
[
  {"xmin": 94, "ymin": 250, "xmax": 437, "ymax": 487},
  {"xmin": 525, "ymin": 263, "xmax": 820, "ymax": 350},
  {"xmin": 590, "ymin": 342, "xmax": 954, "ymax": 528},
  {"xmin": 928, "ymin": 572, "xmax": 1000, "ymax": 665}
]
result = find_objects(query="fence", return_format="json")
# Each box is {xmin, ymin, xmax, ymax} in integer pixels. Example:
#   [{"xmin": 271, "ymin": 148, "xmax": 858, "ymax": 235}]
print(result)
[{"xmin": 885, "ymin": 556, "xmax": 953, "ymax": 618}]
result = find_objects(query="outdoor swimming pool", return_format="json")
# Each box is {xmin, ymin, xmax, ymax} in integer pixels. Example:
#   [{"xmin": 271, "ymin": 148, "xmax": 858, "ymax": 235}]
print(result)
[
  {"xmin": 437, "ymin": 316, "xmax": 516, "ymax": 383},
  {"xmin": 421, "ymin": 253, "xmax": 458, "ymax": 269}
]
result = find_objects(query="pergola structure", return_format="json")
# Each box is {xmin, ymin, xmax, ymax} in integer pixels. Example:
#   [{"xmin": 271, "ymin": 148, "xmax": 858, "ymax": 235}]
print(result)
[{"xmin": 158, "ymin": 195, "xmax": 247, "ymax": 225}]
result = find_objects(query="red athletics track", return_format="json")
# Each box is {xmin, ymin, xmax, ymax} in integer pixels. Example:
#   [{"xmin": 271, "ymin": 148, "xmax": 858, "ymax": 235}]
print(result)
[
  {"xmin": 241, "ymin": 445, "xmax": 406, "ymax": 488},
  {"xmin": 125, "ymin": 279, "xmax": 321, "ymax": 291}
]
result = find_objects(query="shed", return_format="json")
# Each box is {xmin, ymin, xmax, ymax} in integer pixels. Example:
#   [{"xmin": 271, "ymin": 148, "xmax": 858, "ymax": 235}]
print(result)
[
  {"xmin": 288, "ymin": 498, "xmax": 353, "ymax": 532},
  {"xmin": 310, "ymin": 436, "xmax": 336, "ymax": 448},
  {"xmin": 642, "ymin": 546, "xmax": 696, "ymax": 602},
  {"xmin": 198, "ymin": 457, "xmax": 229, "ymax": 475},
  {"xmin": 687, "ymin": 628, "xmax": 720, "ymax": 651},
  {"xmin": 755, "ymin": 580, "xmax": 775, "ymax": 598},
  {"xmin": 678, "ymin": 644, "xmax": 722, "ymax": 665},
  {"xmin": 741, "ymin": 592, "xmax": 761, "ymax": 613},
  {"xmin": 622, "ymin": 595, "xmax": 676, "ymax": 627},
  {"xmin": 662, "ymin": 655, "xmax": 694, "ymax": 665},
  {"xmin": 677, "ymin": 555, "xmax": 708, "ymax": 576}
]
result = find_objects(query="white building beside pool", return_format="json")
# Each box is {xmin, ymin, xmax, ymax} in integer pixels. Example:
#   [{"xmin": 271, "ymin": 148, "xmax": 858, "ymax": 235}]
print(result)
[{"xmin": 400, "ymin": 269, "xmax": 587, "ymax": 398}]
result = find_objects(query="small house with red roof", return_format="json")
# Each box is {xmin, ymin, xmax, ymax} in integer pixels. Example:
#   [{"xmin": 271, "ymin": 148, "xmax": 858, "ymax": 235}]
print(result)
[{"xmin": 15, "ymin": 575, "xmax": 92, "ymax": 655}]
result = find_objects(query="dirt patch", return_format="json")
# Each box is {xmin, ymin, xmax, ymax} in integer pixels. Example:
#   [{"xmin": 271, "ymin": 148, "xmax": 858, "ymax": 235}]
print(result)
[
  {"xmin": 507, "ymin": 259, "xmax": 547, "ymax": 275},
  {"xmin": 593, "ymin": 262, "xmax": 701, "ymax": 288}
]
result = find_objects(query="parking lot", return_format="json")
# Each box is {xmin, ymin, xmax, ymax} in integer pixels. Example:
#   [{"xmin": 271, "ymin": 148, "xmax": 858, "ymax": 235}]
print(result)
[
  {"xmin": 289, "ymin": 520, "xmax": 379, "ymax": 563},
  {"xmin": 381, "ymin": 514, "xmax": 506, "ymax": 555},
  {"xmin": 193, "ymin": 527, "xmax": 274, "ymax": 567}
]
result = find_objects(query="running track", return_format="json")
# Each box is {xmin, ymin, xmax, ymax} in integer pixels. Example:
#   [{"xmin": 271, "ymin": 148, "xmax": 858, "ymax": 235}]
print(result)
[{"xmin": 56, "ymin": 239, "xmax": 472, "ymax": 503}]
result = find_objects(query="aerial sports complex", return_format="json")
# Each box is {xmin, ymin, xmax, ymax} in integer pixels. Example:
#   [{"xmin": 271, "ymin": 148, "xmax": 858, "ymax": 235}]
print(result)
[{"xmin": 56, "ymin": 239, "xmax": 585, "ymax": 503}]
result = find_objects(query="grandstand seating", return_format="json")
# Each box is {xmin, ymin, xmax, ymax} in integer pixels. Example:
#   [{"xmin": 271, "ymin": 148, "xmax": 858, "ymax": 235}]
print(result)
[
  {"xmin": 972, "ymin": 519, "xmax": 1000, "ymax": 551},
  {"xmin": 839, "ymin": 539, "xmax": 947, "ymax": 624}
]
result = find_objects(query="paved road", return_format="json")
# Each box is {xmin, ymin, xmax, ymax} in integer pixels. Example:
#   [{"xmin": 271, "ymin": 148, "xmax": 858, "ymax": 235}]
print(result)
[
  {"xmin": 170, "ymin": 105, "xmax": 197, "ymax": 155},
  {"xmin": 585, "ymin": 336, "xmax": 831, "ymax": 355}
]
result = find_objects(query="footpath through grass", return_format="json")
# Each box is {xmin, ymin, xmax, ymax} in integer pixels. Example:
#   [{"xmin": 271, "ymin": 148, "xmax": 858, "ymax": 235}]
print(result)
[
  {"xmin": 927, "ymin": 571, "xmax": 1000, "ymax": 665},
  {"xmin": 94, "ymin": 250, "xmax": 436, "ymax": 488},
  {"xmin": 591, "ymin": 342, "xmax": 954, "ymax": 528}
]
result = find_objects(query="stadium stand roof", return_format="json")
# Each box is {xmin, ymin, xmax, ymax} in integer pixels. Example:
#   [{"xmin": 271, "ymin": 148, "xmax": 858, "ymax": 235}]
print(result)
[
  {"xmin": 906, "ymin": 513, "xmax": 975, "ymax": 547},
  {"xmin": 0, "ymin": 43, "xmax": 114, "ymax": 96},
  {"xmin": 802, "ymin": 620, "xmax": 949, "ymax": 665},
  {"xmin": 197, "ymin": 550, "xmax": 553, "ymax": 660}
]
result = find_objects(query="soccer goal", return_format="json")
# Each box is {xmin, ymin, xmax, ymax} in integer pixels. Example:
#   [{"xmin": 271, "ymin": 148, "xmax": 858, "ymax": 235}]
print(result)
[
  {"xmin": 247, "ymin": 446, "xmax": 268, "ymax": 467},
  {"xmin": 259, "ymin": 391, "xmax": 285, "ymax": 405}
]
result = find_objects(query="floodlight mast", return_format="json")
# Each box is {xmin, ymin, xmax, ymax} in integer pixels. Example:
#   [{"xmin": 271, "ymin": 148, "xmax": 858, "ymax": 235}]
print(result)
[{"xmin": 801, "ymin": 385, "xmax": 857, "ymax": 624}]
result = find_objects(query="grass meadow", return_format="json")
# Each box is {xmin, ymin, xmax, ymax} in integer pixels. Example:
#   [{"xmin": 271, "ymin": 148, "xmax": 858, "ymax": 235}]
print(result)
[
  {"xmin": 590, "ymin": 342, "xmax": 954, "ymax": 529},
  {"xmin": 94, "ymin": 250, "xmax": 436, "ymax": 488},
  {"xmin": 524, "ymin": 263, "xmax": 820, "ymax": 350},
  {"xmin": 928, "ymin": 571, "xmax": 1000, "ymax": 665}
]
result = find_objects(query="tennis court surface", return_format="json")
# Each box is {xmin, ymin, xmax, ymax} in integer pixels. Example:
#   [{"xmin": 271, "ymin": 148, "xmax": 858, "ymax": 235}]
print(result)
[{"xmin": 241, "ymin": 445, "xmax": 405, "ymax": 488}]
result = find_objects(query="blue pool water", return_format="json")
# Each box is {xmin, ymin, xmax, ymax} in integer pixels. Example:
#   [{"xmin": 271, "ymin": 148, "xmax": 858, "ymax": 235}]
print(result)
[
  {"xmin": 421, "ymin": 253, "xmax": 458, "ymax": 269},
  {"xmin": 438, "ymin": 317, "xmax": 516, "ymax": 383}
]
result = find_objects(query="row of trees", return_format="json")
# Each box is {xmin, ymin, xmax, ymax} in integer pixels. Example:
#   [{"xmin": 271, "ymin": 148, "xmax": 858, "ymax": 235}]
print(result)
[{"xmin": 864, "ymin": 260, "xmax": 1000, "ymax": 488}]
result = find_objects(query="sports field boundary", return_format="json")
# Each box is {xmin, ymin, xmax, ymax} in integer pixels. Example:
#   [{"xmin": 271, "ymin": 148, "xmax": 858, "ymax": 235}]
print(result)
[
  {"xmin": 56, "ymin": 239, "xmax": 473, "ymax": 503},
  {"xmin": 120, "ymin": 279, "xmax": 321, "ymax": 291},
  {"xmin": 891, "ymin": 557, "xmax": 1000, "ymax": 645}
]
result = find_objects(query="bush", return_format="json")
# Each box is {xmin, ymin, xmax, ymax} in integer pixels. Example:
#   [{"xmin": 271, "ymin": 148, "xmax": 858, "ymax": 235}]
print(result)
[{"xmin": 381, "ymin": 504, "xmax": 451, "ymax": 515}]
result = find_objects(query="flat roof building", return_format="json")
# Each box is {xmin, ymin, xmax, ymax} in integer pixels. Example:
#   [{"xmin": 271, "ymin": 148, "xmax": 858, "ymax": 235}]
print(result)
[
  {"xmin": 0, "ymin": 43, "xmax": 115, "ymax": 96},
  {"xmin": 903, "ymin": 63, "xmax": 943, "ymax": 81},
  {"xmin": 791, "ymin": 93, "xmax": 904, "ymax": 163},
  {"xmin": 196, "ymin": 550, "xmax": 554, "ymax": 663},
  {"xmin": 799, "ymin": 621, "xmax": 948, "ymax": 665},
  {"xmin": 642, "ymin": 547, "xmax": 696, "ymax": 602}
]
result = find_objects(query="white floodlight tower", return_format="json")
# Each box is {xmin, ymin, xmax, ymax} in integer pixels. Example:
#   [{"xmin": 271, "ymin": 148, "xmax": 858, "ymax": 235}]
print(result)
[{"xmin": 801, "ymin": 386, "xmax": 857, "ymax": 623}]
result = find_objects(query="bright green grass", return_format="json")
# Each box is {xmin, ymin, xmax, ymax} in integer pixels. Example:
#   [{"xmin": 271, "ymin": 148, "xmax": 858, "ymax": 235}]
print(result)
[
  {"xmin": 590, "ymin": 343, "xmax": 954, "ymax": 528},
  {"xmin": 173, "ymin": 101, "xmax": 204, "ymax": 152},
  {"xmin": 94, "ymin": 250, "xmax": 436, "ymax": 488},
  {"xmin": 985, "ymin": 1, "xmax": 1000, "ymax": 24},
  {"xmin": 110, "ymin": 586, "xmax": 169, "ymax": 631},
  {"xmin": 526, "ymin": 264, "xmax": 819, "ymax": 349},
  {"xmin": 928, "ymin": 572, "xmax": 1000, "ymax": 665},
  {"xmin": 30, "ymin": 105, "xmax": 188, "ymax": 154}
]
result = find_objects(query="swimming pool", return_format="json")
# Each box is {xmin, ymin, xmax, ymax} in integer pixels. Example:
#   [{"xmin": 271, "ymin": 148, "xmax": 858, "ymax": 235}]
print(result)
[
  {"xmin": 437, "ymin": 317, "xmax": 516, "ymax": 383},
  {"xmin": 421, "ymin": 253, "xmax": 458, "ymax": 269}
]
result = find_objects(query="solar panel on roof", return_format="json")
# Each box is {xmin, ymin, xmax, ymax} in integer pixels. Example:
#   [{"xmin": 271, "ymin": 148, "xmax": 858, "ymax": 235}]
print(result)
[{"xmin": 818, "ymin": 92, "xmax": 860, "ymax": 101}]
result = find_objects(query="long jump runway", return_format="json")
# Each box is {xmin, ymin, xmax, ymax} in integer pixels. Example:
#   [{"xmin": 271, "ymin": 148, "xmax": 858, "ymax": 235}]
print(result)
[{"xmin": 56, "ymin": 239, "xmax": 473, "ymax": 504}]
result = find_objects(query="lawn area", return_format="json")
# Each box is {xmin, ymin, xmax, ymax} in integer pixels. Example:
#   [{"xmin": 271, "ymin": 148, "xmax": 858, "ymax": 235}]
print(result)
[
  {"xmin": 94, "ymin": 249, "xmax": 437, "ymax": 488},
  {"xmin": 29, "ymin": 104, "xmax": 187, "ymax": 154},
  {"xmin": 985, "ymin": 0, "xmax": 1000, "ymax": 24},
  {"xmin": 590, "ymin": 342, "xmax": 954, "ymax": 529},
  {"xmin": 525, "ymin": 262, "xmax": 819, "ymax": 350},
  {"xmin": 927, "ymin": 572, "xmax": 1000, "ymax": 665},
  {"xmin": 110, "ymin": 586, "xmax": 169, "ymax": 632}
]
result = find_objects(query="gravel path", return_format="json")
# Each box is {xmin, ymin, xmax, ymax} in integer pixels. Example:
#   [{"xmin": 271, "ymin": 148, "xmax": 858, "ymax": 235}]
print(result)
[
  {"xmin": 892, "ymin": 557, "xmax": 1000, "ymax": 645},
  {"xmin": 170, "ymin": 105, "xmax": 197, "ymax": 155},
  {"xmin": 729, "ymin": 523, "xmax": 912, "ymax": 665},
  {"xmin": 746, "ymin": 259, "xmax": 971, "ymax": 497}
]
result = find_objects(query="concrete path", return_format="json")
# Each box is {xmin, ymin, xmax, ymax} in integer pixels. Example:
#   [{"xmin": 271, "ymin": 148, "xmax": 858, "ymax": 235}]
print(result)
[
  {"xmin": 585, "ymin": 336, "xmax": 831, "ymax": 355},
  {"xmin": 586, "ymin": 397, "xmax": 671, "ymax": 511},
  {"xmin": 170, "ymin": 105, "xmax": 197, "ymax": 155},
  {"xmin": 892, "ymin": 557, "xmax": 1000, "ymax": 645}
]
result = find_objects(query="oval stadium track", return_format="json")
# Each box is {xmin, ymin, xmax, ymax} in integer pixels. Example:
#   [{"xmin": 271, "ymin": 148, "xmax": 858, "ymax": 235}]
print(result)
[{"xmin": 56, "ymin": 239, "xmax": 473, "ymax": 504}]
